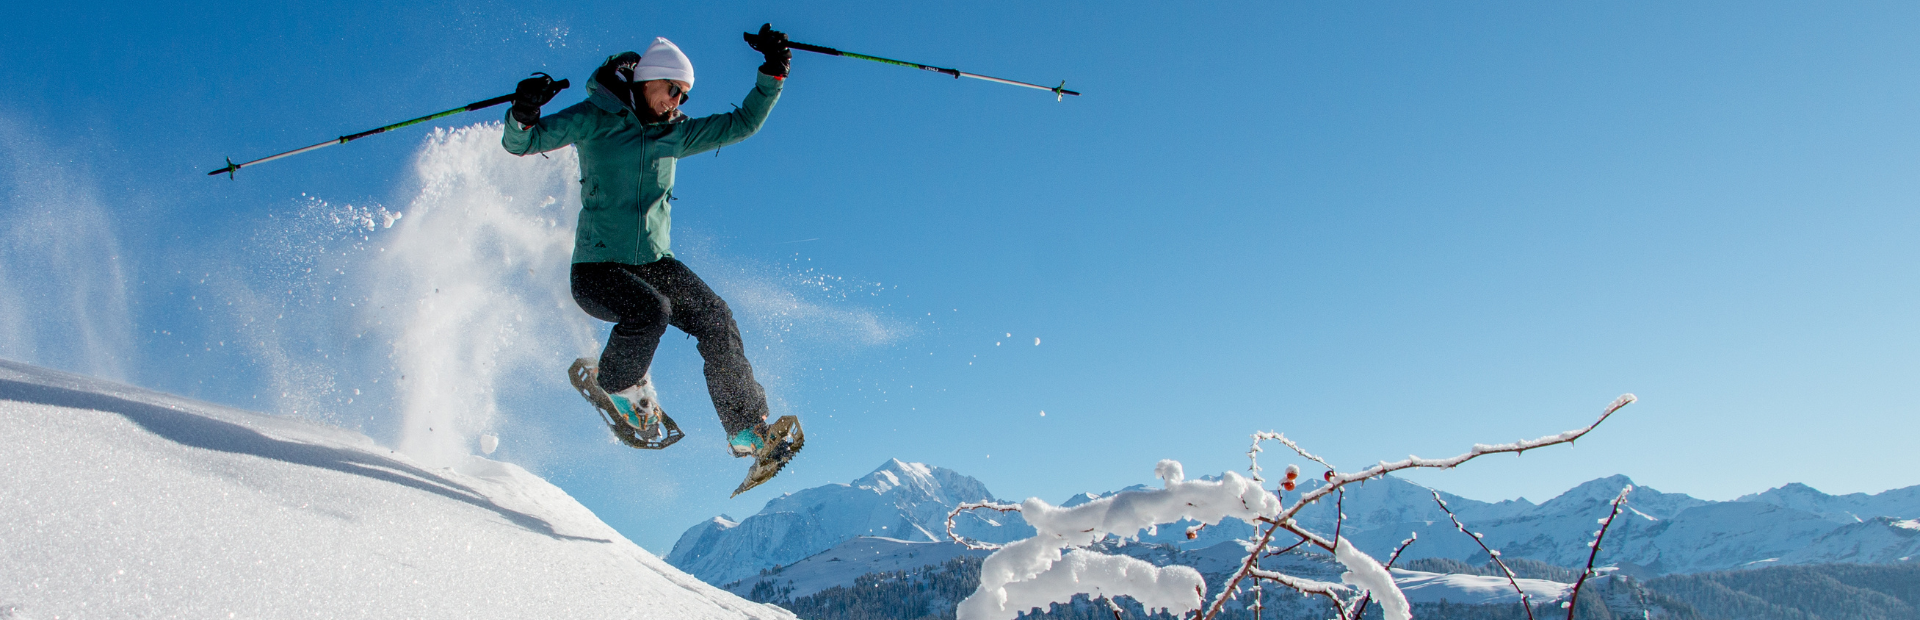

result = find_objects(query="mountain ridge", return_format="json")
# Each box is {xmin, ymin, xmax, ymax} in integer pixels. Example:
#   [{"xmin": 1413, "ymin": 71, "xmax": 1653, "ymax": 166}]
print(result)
[
  {"xmin": 664, "ymin": 458, "xmax": 1035, "ymax": 585},
  {"xmin": 669, "ymin": 459, "xmax": 1920, "ymax": 593}
]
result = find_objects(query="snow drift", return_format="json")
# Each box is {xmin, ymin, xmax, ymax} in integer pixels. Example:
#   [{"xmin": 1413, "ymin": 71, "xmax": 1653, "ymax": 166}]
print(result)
[{"xmin": 0, "ymin": 358, "xmax": 793, "ymax": 619}]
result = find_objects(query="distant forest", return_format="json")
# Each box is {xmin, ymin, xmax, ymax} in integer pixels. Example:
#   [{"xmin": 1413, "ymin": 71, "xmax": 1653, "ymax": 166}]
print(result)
[{"xmin": 743, "ymin": 558, "xmax": 1920, "ymax": 620}]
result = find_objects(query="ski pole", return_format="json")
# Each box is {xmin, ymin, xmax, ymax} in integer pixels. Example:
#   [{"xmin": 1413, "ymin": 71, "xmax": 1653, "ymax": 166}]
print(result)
[
  {"xmin": 772, "ymin": 37, "xmax": 1081, "ymax": 101},
  {"xmin": 207, "ymin": 75, "xmax": 569, "ymax": 178}
]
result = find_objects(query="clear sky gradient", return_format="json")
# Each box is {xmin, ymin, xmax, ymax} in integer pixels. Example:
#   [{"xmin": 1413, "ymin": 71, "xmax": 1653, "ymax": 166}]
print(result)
[{"xmin": 3, "ymin": 1, "xmax": 1916, "ymax": 553}]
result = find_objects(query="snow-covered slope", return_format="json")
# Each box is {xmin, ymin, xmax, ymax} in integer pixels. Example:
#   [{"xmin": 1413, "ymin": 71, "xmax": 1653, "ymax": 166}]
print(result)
[
  {"xmin": 665, "ymin": 459, "xmax": 1033, "ymax": 586},
  {"xmin": 0, "ymin": 359, "xmax": 793, "ymax": 619},
  {"xmin": 1389, "ymin": 569, "xmax": 1569, "ymax": 605}
]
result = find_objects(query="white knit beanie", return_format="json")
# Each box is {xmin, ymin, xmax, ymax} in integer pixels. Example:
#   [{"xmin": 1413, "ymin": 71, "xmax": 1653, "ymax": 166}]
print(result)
[{"xmin": 633, "ymin": 37, "xmax": 695, "ymax": 88}]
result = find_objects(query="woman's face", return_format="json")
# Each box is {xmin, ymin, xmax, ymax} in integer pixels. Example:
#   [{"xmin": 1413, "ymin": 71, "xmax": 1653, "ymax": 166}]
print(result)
[{"xmin": 640, "ymin": 80, "xmax": 689, "ymax": 120}]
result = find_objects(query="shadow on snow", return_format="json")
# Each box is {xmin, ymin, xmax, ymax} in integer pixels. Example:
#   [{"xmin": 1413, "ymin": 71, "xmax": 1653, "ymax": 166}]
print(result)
[{"xmin": 0, "ymin": 372, "xmax": 609, "ymax": 545}]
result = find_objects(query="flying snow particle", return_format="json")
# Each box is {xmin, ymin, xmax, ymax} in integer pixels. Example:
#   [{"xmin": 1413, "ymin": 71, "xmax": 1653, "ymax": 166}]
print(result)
[
  {"xmin": 1040, "ymin": 411, "xmax": 1046, "ymax": 417},
  {"xmin": 479, "ymin": 433, "xmax": 500, "ymax": 455},
  {"xmin": 1034, "ymin": 337, "xmax": 1041, "ymax": 345}
]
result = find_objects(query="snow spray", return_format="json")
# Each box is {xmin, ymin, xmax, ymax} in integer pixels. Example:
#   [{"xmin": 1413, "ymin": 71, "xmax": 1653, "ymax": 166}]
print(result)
[
  {"xmin": 215, "ymin": 120, "xmax": 903, "ymax": 473},
  {"xmin": 0, "ymin": 127, "xmax": 134, "ymax": 380},
  {"xmin": 367, "ymin": 123, "xmax": 598, "ymax": 466}
]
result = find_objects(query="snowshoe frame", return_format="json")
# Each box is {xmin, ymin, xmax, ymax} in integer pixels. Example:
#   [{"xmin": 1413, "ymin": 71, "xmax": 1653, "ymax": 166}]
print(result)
[{"xmin": 568, "ymin": 358, "xmax": 685, "ymax": 450}]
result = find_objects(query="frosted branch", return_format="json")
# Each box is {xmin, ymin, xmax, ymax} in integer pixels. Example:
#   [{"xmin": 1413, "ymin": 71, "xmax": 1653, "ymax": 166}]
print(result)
[
  {"xmin": 1250, "ymin": 566, "xmax": 1352, "ymax": 608},
  {"xmin": 1203, "ymin": 394, "xmax": 1635, "ymax": 620},
  {"xmin": 1563, "ymin": 485, "xmax": 1633, "ymax": 619},
  {"xmin": 1432, "ymin": 490, "xmax": 1534, "ymax": 620},
  {"xmin": 1316, "ymin": 394, "xmax": 1633, "ymax": 491},
  {"xmin": 1249, "ymin": 431, "xmax": 1335, "ymax": 481},
  {"xmin": 962, "ymin": 395, "xmax": 1634, "ymax": 620},
  {"xmin": 947, "ymin": 500, "xmax": 1022, "ymax": 551}
]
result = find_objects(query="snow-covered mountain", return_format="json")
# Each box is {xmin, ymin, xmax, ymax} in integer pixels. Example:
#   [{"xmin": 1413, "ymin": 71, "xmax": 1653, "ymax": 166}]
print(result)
[
  {"xmin": 0, "ymin": 359, "xmax": 792, "ymax": 619},
  {"xmin": 670, "ymin": 460, "xmax": 1920, "ymax": 599},
  {"xmin": 1736, "ymin": 482, "xmax": 1920, "ymax": 524},
  {"xmin": 664, "ymin": 459, "xmax": 1034, "ymax": 586}
]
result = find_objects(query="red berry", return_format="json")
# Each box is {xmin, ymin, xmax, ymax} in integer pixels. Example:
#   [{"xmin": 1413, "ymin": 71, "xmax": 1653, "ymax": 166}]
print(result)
[
  {"xmin": 1324, "ymin": 471, "xmax": 1336, "ymax": 482},
  {"xmin": 1282, "ymin": 481, "xmax": 1297, "ymax": 492}
]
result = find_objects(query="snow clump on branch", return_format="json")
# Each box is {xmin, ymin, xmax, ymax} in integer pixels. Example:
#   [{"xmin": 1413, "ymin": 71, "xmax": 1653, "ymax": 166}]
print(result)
[
  {"xmin": 953, "ymin": 460, "xmax": 1281, "ymax": 620},
  {"xmin": 952, "ymin": 393, "xmax": 1635, "ymax": 620}
]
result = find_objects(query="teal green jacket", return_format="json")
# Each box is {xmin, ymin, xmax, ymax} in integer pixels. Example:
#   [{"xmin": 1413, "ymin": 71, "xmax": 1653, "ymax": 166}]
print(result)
[{"xmin": 503, "ymin": 71, "xmax": 784, "ymax": 265}]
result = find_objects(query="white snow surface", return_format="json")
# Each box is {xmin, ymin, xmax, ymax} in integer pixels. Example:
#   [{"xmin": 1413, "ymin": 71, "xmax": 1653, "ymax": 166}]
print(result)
[
  {"xmin": 0, "ymin": 359, "xmax": 794, "ymax": 619},
  {"xmin": 1336, "ymin": 537, "xmax": 1409, "ymax": 620},
  {"xmin": 1389, "ymin": 569, "xmax": 1571, "ymax": 605}
]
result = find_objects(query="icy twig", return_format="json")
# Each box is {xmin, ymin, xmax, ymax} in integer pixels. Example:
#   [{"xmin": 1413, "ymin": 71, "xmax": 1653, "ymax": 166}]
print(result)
[
  {"xmin": 1432, "ymin": 490, "xmax": 1534, "ymax": 620},
  {"xmin": 1261, "ymin": 533, "xmax": 1311, "ymax": 559},
  {"xmin": 1101, "ymin": 596, "xmax": 1125, "ymax": 620},
  {"xmin": 1349, "ymin": 533, "xmax": 1417, "ymax": 620},
  {"xmin": 1249, "ymin": 431, "xmax": 1335, "ymax": 481},
  {"xmin": 1224, "ymin": 521, "xmax": 1286, "ymax": 604},
  {"xmin": 1250, "ymin": 566, "xmax": 1353, "ymax": 608},
  {"xmin": 1332, "ymin": 488, "xmax": 1347, "ymax": 552},
  {"xmin": 1239, "ymin": 520, "xmax": 1398, "ymax": 620},
  {"xmin": 947, "ymin": 500, "xmax": 1022, "ymax": 551},
  {"xmin": 1318, "ymin": 394, "xmax": 1633, "ymax": 490},
  {"xmin": 1201, "ymin": 394, "xmax": 1635, "ymax": 620},
  {"xmin": 1563, "ymin": 485, "xmax": 1632, "ymax": 620}
]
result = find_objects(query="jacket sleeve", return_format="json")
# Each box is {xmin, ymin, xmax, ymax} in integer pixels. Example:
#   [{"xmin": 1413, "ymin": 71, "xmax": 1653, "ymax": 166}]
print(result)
[
  {"xmin": 676, "ymin": 72, "xmax": 784, "ymax": 157},
  {"xmin": 501, "ymin": 102, "xmax": 594, "ymax": 155}
]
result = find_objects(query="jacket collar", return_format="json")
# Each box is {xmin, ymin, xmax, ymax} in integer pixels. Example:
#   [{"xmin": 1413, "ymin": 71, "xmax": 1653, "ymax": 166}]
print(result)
[{"xmin": 586, "ymin": 77, "xmax": 685, "ymax": 124}]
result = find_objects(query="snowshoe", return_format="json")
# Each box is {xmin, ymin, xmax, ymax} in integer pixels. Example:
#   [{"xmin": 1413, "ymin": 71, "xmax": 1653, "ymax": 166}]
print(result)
[
  {"xmin": 730, "ymin": 415, "xmax": 804, "ymax": 497},
  {"xmin": 567, "ymin": 358, "xmax": 684, "ymax": 450}
]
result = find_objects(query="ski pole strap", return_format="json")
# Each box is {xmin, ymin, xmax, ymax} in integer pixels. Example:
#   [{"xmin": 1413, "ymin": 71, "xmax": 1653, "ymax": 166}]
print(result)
[{"xmin": 783, "ymin": 39, "xmax": 1080, "ymax": 100}]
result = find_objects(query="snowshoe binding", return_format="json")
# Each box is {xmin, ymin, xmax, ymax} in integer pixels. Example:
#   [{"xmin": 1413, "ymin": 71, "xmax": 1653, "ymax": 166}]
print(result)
[
  {"xmin": 730, "ymin": 415, "xmax": 804, "ymax": 497},
  {"xmin": 567, "ymin": 358, "xmax": 684, "ymax": 450}
]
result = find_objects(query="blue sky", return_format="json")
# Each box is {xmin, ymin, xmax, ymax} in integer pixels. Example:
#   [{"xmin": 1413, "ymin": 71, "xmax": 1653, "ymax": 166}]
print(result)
[{"xmin": 3, "ymin": 1, "xmax": 1917, "ymax": 553}]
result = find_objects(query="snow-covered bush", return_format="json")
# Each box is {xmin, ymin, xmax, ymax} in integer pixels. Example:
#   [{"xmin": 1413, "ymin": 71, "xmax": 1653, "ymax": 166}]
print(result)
[{"xmin": 947, "ymin": 394, "xmax": 1638, "ymax": 620}]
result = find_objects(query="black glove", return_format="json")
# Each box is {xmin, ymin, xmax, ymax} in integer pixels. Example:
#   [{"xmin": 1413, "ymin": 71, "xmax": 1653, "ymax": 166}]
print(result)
[
  {"xmin": 743, "ymin": 23, "xmax": 791, "ymax": 78},
  {"xmin": 511, "ymin": 73, "xmax": 563, "ymax": 126}
]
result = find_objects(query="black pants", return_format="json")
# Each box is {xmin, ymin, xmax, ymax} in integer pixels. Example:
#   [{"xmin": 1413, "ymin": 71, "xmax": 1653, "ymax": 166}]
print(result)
[{"xmin": 571, "ymin": 259, "xmax": 769, "ymax": 436}]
